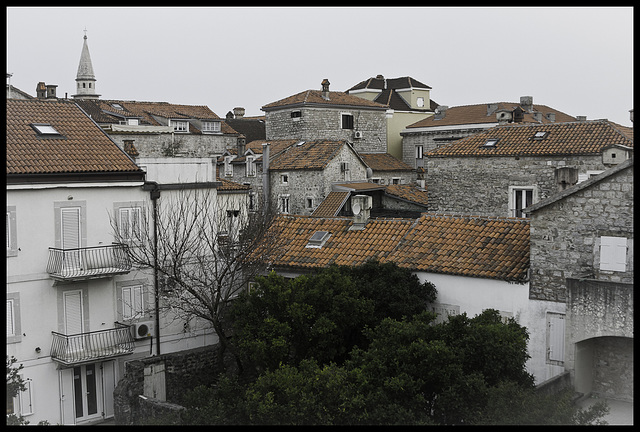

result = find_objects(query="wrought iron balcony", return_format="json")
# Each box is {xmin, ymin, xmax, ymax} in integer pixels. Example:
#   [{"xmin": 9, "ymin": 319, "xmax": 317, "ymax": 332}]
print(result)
[
  {"xmin": 50, "ymin": 323, "xmax": 136, "ymax": 366},
  {"xmin": 47, "ymin": 243, "xmax": 132, "ymax": 281}
]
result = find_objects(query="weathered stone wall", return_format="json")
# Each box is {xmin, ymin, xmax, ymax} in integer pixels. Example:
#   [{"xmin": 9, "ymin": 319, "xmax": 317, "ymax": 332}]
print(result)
[
  {"xmin": 401, "ymin": 126, "xmax": 487, "ymax": 168},
  {"xmin": 265, "ymin": 107, "xmax": 387, "ymax": 154},
  {"xmin": 529, "ymin": 165, "xmax": 633, "ymax": 302},
  {"xmin": 109, "ymin": 132, "xmax": 236, "ymax": 158},
  {"xmin": 426, "ymin": 154, "xmax": 611, "ymax": 217},
  {"xmin": 591, "ymin": 336, "xmax": 633, "ymax": 401}
]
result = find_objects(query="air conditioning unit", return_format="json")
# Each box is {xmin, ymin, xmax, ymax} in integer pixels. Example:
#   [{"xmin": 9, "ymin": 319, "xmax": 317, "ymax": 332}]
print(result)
[
  {"xmin": 353, "ymin": 131, "xmax": 363, "ymax": 139},
  {"xmin": 132, "ymin": 321, "xmax": 154, "ymax": 339}
]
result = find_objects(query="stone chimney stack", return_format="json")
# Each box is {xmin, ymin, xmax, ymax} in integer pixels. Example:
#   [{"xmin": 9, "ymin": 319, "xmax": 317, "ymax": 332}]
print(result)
[
  {"xmin": 46, "ymin": 84, "xmax": 58, "ymax": 99},
  {"xmin": 36, "ymin": 82, "xmax": 47, "ymax": 99},
  {"xmin": 321, "ymin": 79, "xmax": 330, "ymax": 100},
  {"xmin": 233, "ymin": 107, "xmax": 245, "ymax": 119},
  {"xmin": 520, "ymin": 96, "xmax": 533, "ymax": 113}
]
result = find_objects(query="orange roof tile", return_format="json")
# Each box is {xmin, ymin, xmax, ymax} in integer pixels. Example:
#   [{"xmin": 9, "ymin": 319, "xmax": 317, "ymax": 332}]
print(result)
[
  {"xmin": 311, "ymin": 191, "xmax": 350, "ymax": 217},
  {"xmin": 262, "ymin": 90, "xmax": 388, "ymax": 111},
  {"xmin": 6, "ymin": 99, "xmax": 142, "ymax": 176},
  {"xmin": 258, "ymin": 213, "xmax": 529, "ymax": 282},
  {"xmin": 359, "ymin": 152, "xmax": 413, "ymax": 171},
  {"xmin": 406, "ymin": 102, "xmax": 576, "ymax": 128},
  {"xmin": 427, "ymin": 120, "xmax": 634, "ymax": 158},
  {"xmin": 385, "ymin": 184, "xmax": 428, "ymax": 207},
  {"xmin": 269, "ymin": 140, "xmax": 348, "ymax": 171}
]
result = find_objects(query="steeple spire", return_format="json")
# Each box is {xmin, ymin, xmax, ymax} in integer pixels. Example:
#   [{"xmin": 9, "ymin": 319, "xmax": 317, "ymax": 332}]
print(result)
[{"xmin": 72, "ymin": 29, "xmax": 100, "ymax": 100}]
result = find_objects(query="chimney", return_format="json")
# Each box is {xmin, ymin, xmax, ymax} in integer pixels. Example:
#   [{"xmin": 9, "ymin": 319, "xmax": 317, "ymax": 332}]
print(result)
[
  {"xmin": 233, "ymin": 107, "xmax": 245, "ymax": 119},
  {"xmin": 545, "ymin": 112, "xmax": 556, "ymax": 122},
  {"xmin": 487, "ymin": 103, "xmax": 499, "ymax": 116},
  {"xmin": 321, "ymin": 79, "xmax": 330, "ymax": 100},
  {"xmin": 496, "ymin": 109, "xmax": 512, "ymax": 124},
  {"xmin": 520, "ymin": 96, "xmax": 533, "ymax": 112},
  {"xmin": 262, "ymin": 142, "xmax": 271, "ymax": 215},
  {"xmin": 532, "ymin": 112, "xmax": 542, "ymax": 122},
  {"xmin": 434, "ymin": 105, "xmax": 448, "ymax": 120},
  {"xmin": 555, "ymin": 167, "xmax": 578, "ymax": 191},
  {"xmin": 36, "ymin": 82, "xmax": 47, "ymax": 99},
  {"xmin": 46, "ymin": 84, "xmax": 58, "ymax": 100},
  {"xmin": 349, "ymin": 195, "xmax": 372, "ymax": 230},
  {"xmin": 237, "ymin": 136, "xmax": 246, "ymax": 155},
  {"xmin": 123, "ymin": 140, "xmax": 139, "ymax": 158},
  {"xmin": 630, "ymin": 109, "xmax": 634, "ymax": 123}
]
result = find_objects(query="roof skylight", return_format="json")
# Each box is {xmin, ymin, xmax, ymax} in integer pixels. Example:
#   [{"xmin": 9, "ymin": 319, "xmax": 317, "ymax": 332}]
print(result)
[
  {"xmin": 482, "ymin": 138, "xmax": 498, "ymax": 147},
  {"xmin": 31, "ymin": 123, "xmax": 60, "ymax": 135},
  {"xmin": 533, "ymin": 131, "xmax": 548, "ymax": 140},
  {"xmin": 306, "ymin": 231, "xmax": 331, "ymax": 248}
]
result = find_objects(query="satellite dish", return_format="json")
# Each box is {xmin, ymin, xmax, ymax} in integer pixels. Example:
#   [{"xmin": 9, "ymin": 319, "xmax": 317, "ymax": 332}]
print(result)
[{"xmin": 352, "ymin": 202, "xmax": 361, "ymax": 215}]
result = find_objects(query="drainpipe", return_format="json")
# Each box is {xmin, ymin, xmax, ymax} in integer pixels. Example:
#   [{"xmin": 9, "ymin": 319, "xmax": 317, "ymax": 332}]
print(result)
[
  {"xmin": 262, "ymin": 142, "xmax": 270, "ymax": 215},
  {"xmin": 147, "ymin": 183, "xmax": 162, "ymax": 356}
]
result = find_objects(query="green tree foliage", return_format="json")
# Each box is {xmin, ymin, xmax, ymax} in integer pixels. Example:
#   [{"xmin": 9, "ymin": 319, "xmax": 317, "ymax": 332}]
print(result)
[{"xmin": 6, "ymin": 356, "xmax": 27, "ymax": 426}]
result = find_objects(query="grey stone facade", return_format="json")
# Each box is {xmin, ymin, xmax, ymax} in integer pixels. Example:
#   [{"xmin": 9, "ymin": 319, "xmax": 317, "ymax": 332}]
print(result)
[
  {"xmin": 109, "ymin": 132, "xmax": 237, "ymax": 159},
  {"xmin": 425, "ymin": 154, "xmax": 614, "ymax": 218},
  {"xmin": 527, "ymin": 160, "xmax": 633, "ymax": 302},
  {"xmin": 401, "ymin": 126, "xmax": 487, "ymax": 168},
  {"xmin": 265, "ymin": 107, "xmax": 387, "ymax": 154}
]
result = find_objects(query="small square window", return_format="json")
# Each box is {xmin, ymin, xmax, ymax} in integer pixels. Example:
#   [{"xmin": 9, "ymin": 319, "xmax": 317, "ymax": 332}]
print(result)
[
  {"xmin": 281, "ymin": 174, "xmax": 289, "ymax": 185},
  {"xmin": 341, "ymin": 113, "xmax": 354, "ymax": 130}
]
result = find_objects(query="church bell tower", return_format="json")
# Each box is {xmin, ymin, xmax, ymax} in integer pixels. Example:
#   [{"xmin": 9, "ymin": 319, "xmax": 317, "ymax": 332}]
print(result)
[{"xmin": 72, "ymin": 29, "xmax": 100, "ymax": 100}]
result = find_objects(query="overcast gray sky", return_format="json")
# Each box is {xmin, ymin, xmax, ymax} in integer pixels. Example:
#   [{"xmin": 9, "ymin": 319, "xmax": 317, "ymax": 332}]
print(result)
[{"xmin": 6, "ymin": 6, "xmax": 634, "ymax": 126}]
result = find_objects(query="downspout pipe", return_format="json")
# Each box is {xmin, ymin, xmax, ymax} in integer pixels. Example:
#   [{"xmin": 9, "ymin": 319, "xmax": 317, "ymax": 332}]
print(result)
[
  {"xmin": 144, "ymin": 181, "xmax": 162, "ymax": 356},
  {"xmin": 261, "ymin": 142, "xmax": 270, "ymax": 216}
]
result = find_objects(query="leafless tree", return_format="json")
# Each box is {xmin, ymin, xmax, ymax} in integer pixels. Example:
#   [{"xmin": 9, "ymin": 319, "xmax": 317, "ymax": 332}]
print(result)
[{"xmin": 111, "ymin": 184, "xmax": 282, "ymax": 371}]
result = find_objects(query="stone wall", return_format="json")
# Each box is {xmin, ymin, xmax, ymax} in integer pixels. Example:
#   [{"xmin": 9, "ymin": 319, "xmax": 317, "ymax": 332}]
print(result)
[
  {"xmin": 529, "ymin": 164, "xmax": 633, "ymax": 302},
  {"xmin": 425, "ymin": 154, "xmax": 611, "ymax": 218},
  {"xmin": 265, "ymin": 107, "xmax": 387, "ymax": 154},
  {"xmin": 109, "ymin": 132, "xmax": 236, "ymax": 158},
  {"xmin": 401, "ymin": 126, "xmax": 487, "ymax": 168}
]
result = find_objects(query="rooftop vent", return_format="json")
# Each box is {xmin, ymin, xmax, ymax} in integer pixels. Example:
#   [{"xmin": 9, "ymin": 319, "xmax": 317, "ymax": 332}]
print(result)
[
  {"xmin": 434, "ymin": 106, "xmax": 448, "ymax": 120},
  {"xmin": 349, "ymin": 195, "xmax": 372, "ymax": 230}
]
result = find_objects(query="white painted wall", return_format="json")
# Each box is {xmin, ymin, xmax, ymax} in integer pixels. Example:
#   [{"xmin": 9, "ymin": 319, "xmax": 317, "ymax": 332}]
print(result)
[
  {"xmin": 137, "ymin": 157, "xmax": 217, "ymax": 183},
  {"xmin": 415, "ymin": 272, "xmax": 565, "ymax": 385}
]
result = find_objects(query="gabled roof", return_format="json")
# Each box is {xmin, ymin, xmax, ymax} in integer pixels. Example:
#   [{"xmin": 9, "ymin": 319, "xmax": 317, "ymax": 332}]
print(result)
[
  {"xmin": 215, "ymin": 176, "xmax": 252, "ymax": 192},
  {"xmin": 406, "ymin": 101, "xmax": 576, "ymax": 129},
  {"xmin": 261, "ymin": 89, "xmax": 388, "ymax": 111},
  {"xmin": 426, "ymin": 120, "xmax": 634, "ymax": 158},
  {"xmin": 268, "ymin": 140, "xmax": 359, "ymax": 171},
  {"xmin": 525, "ymin": 157, "xmax": 634, "ymax": 214},
  {"xmin": 347, "ymin": 75, "xmax": 431, "ymax": 92},
  {"xmin": 385, "ymin": 184, "xmax": 428, "ymax": 207},
  {"xmin": 6, "ymin": 99, "xmax": 142, "ymax": 177},
  {"xmin": 224, "ymin": 117, "xmax": 266, "ymax": 142},
  {"xmin": 359, "ymin": 152, "xmax": 414, "ymax": 171},
  {"xmin": 74, "ymin": 99, "xmax": 237, "ymax": 134},
  {"xmin": 258, "ymin": 213, "xmax": 530, "ymax": 282},
  {"xmin": 311, "ymin": 191, "xmax": 351, "ymax": 217}
]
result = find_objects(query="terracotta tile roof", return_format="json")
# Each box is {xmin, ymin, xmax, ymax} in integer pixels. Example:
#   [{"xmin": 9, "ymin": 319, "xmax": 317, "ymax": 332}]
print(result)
[
  {"xmin": 216, "ymin": 176, "xmax": 252, "ymax": 191},
  {"xmin": 359, "ymin": 152, "xmax": 414, "ymax": 171},
  {"xmin": 246, "ymin": 139, "xmax": 300, "ymax": 156},
  {"xmin": 386, "ymin": 214, "xmax": 530, "ymax": 282},
  {"xmin": 427, "ymin": 120, "xmax": 634, "ymax": 158},
  {"xmin": 268, "ymin": 140, "xmax": 349, "ymax": 171},
  {"xmin": 259, "ymin": 213, "xmax": 530, "ymax": 282},
  {"xmin": 262, "ymin": 89, "xmax": 388, "ymax": 111},
  {"xmin": 311, "ymin": 191, "xmax": 350, "ymax": 217},
  {"xmin": 334, "ymin": 182, "xmax": 385, "ymax": 192},
  {"xmin": 263, "ymin": 215, "xmax": 415, "ymax": 269},
  {"xmin": 385, "ymin": 184, "xmax": 428, "ymax": 207},
  {"xmin": 6, "ymin": 99, "xmax": 142, "ymax": 175},
  {"xmin": 75, "ymin": 99, "xmax": 237, "ymax": 134},
  {"xmin": 406, "ymin": 102, "xmax": 576, "ymax": 129}
]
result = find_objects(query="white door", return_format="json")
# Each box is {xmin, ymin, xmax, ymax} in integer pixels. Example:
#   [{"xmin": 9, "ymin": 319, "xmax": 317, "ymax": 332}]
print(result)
[
  {"xmin": 61, "ymin": 207, "xmax": 82, "ymax": 272},
  {"xmin": 59, "ymin": 368, "xmax": 75, "ymax": 425},
  {"xmin": 72, "ymin": 364, "xmax": 102, "ymax": 422},
  {"xmin": 101, "ymin": 361, "xmax": 116, "ymax": 418}
]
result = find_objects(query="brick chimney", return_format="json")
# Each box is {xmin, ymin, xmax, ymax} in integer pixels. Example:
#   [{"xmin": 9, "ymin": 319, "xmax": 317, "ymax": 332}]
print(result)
[{"xmin": 321, "ymin": 79, "xmax": 330, "ymax": 100}]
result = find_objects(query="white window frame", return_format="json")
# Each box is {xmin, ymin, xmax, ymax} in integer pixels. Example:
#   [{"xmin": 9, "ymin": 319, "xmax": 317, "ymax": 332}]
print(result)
[
  {"xmin": 170, "ymin": 120, "xmax": 189, "ymax": 132},
  {"xmin": 11, "ymin": 375, "xmax": 34, "ymax": 417},
  {"xmin": 6, "ymin": 293, "xmax": 22, "ymax": 343},
  {"xmin": 202, "ymin": 121, "xmax": 221, "ymax": 133},
  {"xmin": 121, "ymin": 284, "xmax": 145, "ymax": 321},
  {"xmin": 416, "ymin": 97, "xmax": 425, "ymax": 108},
  {"xmin": 508, "ymin": 185, "xmax": 537, "ymax": 218},
  {"xmin": 281, "ymin": 173, "xmax": 289, "ymax": 185},
  {"xmin": 7, "ymin": 206, "xmax": 18, "ymax": 257},
  {"xmin": 118, "ymin": 206, "xmax": 142, "ymax": 244},
  {"xmin": 599, "ymin": 236, "xmax": 627, "ymax": 272},
  {"xmin": 245, "ymin": 155, "xmax": 256, "ymax": 177}
]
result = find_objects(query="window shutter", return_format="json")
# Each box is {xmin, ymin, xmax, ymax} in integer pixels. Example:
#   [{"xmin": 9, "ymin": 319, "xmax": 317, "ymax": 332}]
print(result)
[
  {"xmin": 600, "ymin": 236, "xmax": 627, "ymax": 272},
  {"xmin": 61, "ymin": 208, "xmax": 81, "ymax": 249},
  {"xmin": 122, "ymin": 286, "xmax": 132, "ymax": 319},
  {"xmin": 19, "ymin": 378, "xmax": 34, "ymax": 415},
  {"xmin": 63, "ymin": 291, "xmax": 83, "ymax": 335},
  {"xmin": 133, "ymin": 285, "xmax": 144, "ymax": 316},
  {"xmin": 548, "ymin": 314, "xmax": 565, "ymax": 363},
  {"xmin": 7, "ymin": 299, "xmax": 15, "ymax": 337}
]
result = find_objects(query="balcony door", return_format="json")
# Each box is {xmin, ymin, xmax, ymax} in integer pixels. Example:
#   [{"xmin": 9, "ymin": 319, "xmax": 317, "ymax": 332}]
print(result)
[
  {"xmin": 60, "ymin": 362, "xmax": 110, "ymax": 424},
  {"xmin": 61, "ymin": 207, "xmax": 82, "ymax": 272}
]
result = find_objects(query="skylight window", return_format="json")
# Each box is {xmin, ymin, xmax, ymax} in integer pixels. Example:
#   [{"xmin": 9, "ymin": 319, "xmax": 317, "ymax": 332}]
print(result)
[
  {"xmin": 482, "ymin": 138, "xmax": 498, "ymax": 147},
  {"xmin": 111, "ymin": 103, "xmax": 124, "ymax": 110},
  {"xmin": 31, "ymin": 123, "xmax": 60, "ymax": 135},
  {"xmin": 533, "ymin": 131, "xmax": 548, "ymax": 140},
  {"xmin": 306, "ymin": 231, "xmax": 331, "ymax": 248}
]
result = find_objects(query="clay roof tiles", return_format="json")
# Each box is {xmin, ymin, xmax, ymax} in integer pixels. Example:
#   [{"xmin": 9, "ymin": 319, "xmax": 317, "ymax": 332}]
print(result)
[
  {"xmin": 268, "ymin": 139, "xmax": 349, "ymax": 171},
  {"xmin": 6, "ymin": 99, "xmax": 141, "ymax": 175},
  {"xmin": 359, "ymin": 152, "xmax": 414, "ymax": 171},
  {"xmin": 427, "ymin": 120, "xmax": 634, "ymax": 158},
  {"xmin": 262, "ymin": 89, "xmax": 388, "ymax": 110},
  {"xmin": 260, "ymin": 213, "xmax": 529, "ymax": 282}
]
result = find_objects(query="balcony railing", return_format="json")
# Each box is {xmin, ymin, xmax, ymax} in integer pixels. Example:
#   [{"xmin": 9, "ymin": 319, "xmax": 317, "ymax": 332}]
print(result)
[
  {"xmin": 47, "ymin": 243, "xmax": 132, "ymax": 281},
  {"xmin": 50, "ymin": 323, "xmax": 136, "ymax": 366}
]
